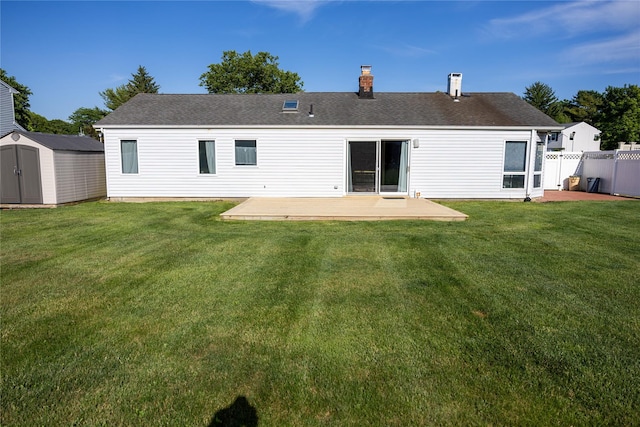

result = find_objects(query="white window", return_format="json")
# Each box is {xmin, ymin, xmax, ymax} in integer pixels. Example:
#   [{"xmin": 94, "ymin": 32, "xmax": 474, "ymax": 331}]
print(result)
[
  {"xmin": 503, "ymin": 141, "xmax": 527, "ymax": 189},
  {"xmin": 198, "ymin": 140, "xmax": 216, "ymax": 174},
  {"xmin": 235, "ymin": 140, "xmax": 257, "ymax": 166},
  {"xmin": 533, "ymin": 141, "xmax": 544, "ymax": 188},
  {"xmin": 121, "ymin": 140, "xmax": 138, "ymax": 174}
]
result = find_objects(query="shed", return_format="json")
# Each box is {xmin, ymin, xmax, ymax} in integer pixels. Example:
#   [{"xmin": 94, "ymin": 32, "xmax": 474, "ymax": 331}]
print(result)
[{"xmin": 1, "ymin": 130, "xmax": 106, "ymax": 205}]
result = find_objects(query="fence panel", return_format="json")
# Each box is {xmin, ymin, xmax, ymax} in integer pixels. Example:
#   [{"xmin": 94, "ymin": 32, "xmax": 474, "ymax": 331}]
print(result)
[
  {"xmin": 581, "ymin": 151, "xmax": 615, "ymax": 193},
  {"xmin": 612, "ymin": 151, "xmax": 640, "ymax": 197},
  {"xmin": 544, "ymin": 152, "xmax": 583, "ymax": 190}
]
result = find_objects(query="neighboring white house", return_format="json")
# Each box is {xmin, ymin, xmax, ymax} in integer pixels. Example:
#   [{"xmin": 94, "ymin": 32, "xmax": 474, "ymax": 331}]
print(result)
[
  {"xmin": 94, "ymin": 69, "xmax": 562, "ymax": 201},
  {"xmin": 618, "ymin": 141, "xmax": 639, "ymax": 150},
  {"xmin": 1, "ymin": 130, "xmax": 106, "ymax": 205},
  {"xmin": 547, "ymin": 122, "xmax": 601, "ymax": 152},
  {"xmin": 1, "ymin": 80, "xmax": 26, "ymax": 136}
]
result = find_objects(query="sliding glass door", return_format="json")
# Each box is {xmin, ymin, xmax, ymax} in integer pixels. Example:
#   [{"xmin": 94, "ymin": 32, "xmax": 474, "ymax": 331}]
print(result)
[
  {"xmin": 348, "ymin": 140, "xmax": 408, "ymax": 194},
  {"xmin": 348, "ymin": 141, "xmax": 377, "ymax": 193}
]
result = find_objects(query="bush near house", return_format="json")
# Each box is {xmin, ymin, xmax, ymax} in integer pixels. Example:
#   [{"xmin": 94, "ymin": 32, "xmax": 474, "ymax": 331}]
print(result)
[{"xmin": 1, "ymin": 201, "xmax": 639, "ymax": 425}]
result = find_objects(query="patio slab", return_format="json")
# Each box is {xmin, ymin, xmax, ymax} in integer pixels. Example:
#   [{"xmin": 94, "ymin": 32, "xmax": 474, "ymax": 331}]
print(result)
[{"xmin": 220, "ymin": 197, "xmax": 468, "ymax": 221}]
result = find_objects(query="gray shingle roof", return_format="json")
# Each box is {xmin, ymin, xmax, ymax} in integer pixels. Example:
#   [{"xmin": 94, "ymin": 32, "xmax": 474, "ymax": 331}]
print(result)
[
  {"xmin": 11, "ymin": 130, "xmax": 104, "ymax": 152},
  {"xmin": 95, "ymin": 92, "xmax": 561, "ymax": 128}
]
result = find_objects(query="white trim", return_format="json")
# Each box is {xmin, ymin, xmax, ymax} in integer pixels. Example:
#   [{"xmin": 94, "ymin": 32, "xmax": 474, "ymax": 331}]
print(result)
[
  {"xmin": 96, "ymin": 124, "xmax": 565, "ymax": 131},
  {"xmin": 345, "ymin": 138, "xmax": 410, "ymax": 196},
  {"xmin": 197, "ymin": 139, "xmax": 217, "ymax": 176}
]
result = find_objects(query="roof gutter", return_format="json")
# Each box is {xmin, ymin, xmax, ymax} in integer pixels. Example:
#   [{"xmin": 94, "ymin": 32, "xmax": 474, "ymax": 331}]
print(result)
[{"xmin": 94, "ymin": 124, "xmax": 565, "ymax": 132}]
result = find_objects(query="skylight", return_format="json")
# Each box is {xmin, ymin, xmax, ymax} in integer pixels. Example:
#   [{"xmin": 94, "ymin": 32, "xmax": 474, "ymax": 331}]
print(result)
[{"xmin": 282, "ymin": 100, "xmax": 299, "ymax": 112}]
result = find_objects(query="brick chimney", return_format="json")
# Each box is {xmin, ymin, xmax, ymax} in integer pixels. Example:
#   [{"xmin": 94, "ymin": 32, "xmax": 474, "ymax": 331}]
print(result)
[{"xmin": 358, "ymin": 65, "xmax": 374, "ymax": 99}]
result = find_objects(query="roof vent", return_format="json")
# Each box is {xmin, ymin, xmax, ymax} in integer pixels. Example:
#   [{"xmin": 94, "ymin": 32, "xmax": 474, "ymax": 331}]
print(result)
[{"xmin": 448, "ymin": 73, "xmax": 462, "ymax": 98}]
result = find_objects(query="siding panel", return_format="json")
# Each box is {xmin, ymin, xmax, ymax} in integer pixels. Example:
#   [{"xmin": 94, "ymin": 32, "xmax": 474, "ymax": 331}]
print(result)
[
  {"xmin": 103, "ymin": 128, "xmax": 537, "ymax": 199},
  {"xmin": 410, "ymin": 130, "xmax": 533, "ymax": 198},
  {"xmin": 54, "ymin": 152, "xmax": 106, "ymax": 204}
]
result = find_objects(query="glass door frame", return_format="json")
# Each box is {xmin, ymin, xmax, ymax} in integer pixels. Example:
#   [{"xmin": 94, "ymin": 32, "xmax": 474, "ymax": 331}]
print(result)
[{"xmin": 346, "ymin": 139, "xmax": 409, "ymax": 195}]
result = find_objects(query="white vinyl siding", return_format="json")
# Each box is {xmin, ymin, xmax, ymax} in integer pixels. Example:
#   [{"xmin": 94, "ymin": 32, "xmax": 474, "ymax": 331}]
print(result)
[
  {"xmin": 103, "ymin": 129, "xmax": 346, "ymax": 198},
  {"xmin": 409, "ymin": 130, "xmax": 534, "ymax": 199},
  {"xmin": 102, "ymin": 127, "xmax": 542, "ymax": 200}
]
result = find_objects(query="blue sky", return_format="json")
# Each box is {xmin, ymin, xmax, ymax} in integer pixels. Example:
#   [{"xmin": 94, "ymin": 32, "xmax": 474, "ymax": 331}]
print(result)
[{"xmin": 2, "ymin": 0, "xmax": 639, "ymax": 120}]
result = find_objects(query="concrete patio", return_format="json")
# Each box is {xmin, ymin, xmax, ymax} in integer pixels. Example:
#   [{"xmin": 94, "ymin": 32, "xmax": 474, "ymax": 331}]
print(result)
[{"xmin": 220, "ymin": 197, "xmax": 468, "ymax": 221}]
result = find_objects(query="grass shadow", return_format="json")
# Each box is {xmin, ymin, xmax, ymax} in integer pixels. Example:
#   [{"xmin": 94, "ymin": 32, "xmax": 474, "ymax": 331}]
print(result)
[{"xmin": 208, "ymin": 396, "xmax": 258, "ymax": 427}]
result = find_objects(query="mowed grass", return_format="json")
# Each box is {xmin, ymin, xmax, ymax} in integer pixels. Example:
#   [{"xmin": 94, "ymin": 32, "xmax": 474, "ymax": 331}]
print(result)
[{"xmin": 1, "ymin": 200, "xmax": 639, "ymax": 426}]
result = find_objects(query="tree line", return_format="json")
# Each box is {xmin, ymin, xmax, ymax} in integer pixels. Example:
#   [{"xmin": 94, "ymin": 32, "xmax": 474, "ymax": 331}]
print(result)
[
  {"xmin": 1, "ymin": 66, "xmax": 160, "ymax": 139},
  {"xmin": 1, "ymin": 51, "xmax": 303, "ymax": 141},
  {"xmin": 523, "ymin": 81, "xmax": 640, "ymax": 150}
]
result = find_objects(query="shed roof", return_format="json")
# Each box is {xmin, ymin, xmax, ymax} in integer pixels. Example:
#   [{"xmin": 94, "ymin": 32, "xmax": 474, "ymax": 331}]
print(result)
[
  {"xmin": 5, "ymin": 130, "xmax": 104, "ymax": 152},
  {"xmin": 95, "ymin": 92, "xmax": 561, "ymax": 129}
]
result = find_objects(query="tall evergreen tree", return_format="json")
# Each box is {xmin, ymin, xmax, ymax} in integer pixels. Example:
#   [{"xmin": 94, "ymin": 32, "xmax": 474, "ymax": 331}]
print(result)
[
  {"xmin": 523, "ymin": 81, "xmax": 565, "ymax": 122},
  {"xmin": 100, "ymin": 66, "xmax": 160, "ymax": 110},
  {"xmin": 565, "ymin": 90, "xmax": 604, "ymax": 125}
]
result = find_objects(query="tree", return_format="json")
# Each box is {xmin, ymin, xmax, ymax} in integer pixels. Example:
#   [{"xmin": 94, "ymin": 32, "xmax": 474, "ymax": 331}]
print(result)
[
  {"xmin": 29, "ymin": 112, "xmax": 76, "ymax": 134},
  {"xmin": 69, "ymin": 106, "xmax": 109, "ymax": 139},
  {"xmin": 596, "ymin": 84, "xmax": 640, "ymax": 150},
  {"xmin": 523, "ymin": 81, "xmax": 566, "ymax": 122},
  {"xmin": 0, "ymin": 68, "xmax": 33, "ymax": 130},
  {"xmin": 200, "ymin": 50, "xmax": 303, "ymax": 94},
  {"xmin": 100, "ymin": 65, "xmax": 159, "ymax": 110},
  {"xmin": 564, "ymin": 90, "xmax": 604, "ymax": 125}
]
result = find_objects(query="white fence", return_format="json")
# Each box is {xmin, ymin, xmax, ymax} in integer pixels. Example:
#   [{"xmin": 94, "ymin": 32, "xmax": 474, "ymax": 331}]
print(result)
[
  {"xmin": 544, "ymin": 150, "xmax": 640, "ymax": 197},
  {"xmin": 611, "ymin": 151, "xmax": 640, "ymax": 197},
  {"xmin": 544, "ymin": 152, "xmax": 583, "ymax": 190},
  {"xmin": 577, "ymin": 150, "xmax": 640, "ymax": 197}
]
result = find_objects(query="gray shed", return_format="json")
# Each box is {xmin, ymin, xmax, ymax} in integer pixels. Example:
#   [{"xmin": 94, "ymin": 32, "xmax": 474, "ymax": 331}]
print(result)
[{"xmin": 1, "ymin": 130, "xmax": 106, "ymax": 205}]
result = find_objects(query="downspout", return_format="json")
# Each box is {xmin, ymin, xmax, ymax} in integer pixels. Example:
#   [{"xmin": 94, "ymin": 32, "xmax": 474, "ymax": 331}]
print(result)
[{"xmin": 96, "ymin": 127, "xmax": 109, "ymax": 200}]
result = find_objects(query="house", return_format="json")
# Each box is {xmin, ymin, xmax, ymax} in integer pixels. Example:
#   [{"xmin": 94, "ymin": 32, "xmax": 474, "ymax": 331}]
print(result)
[
  {"xmin": 1, "ymin": 130, "xmax": 106, "ymax": 205},
  {"xmin": 94, "ymin": 68, "xmax": 562, "ymax": 201},
  {"xmin": 547, "ymin": 122, "xmax": 601, "ymax": 152},
  {"xmin": 1, "ymin": 80, "xmax": 26, "ymax": 136},
  {"xmin": 618, "ymin": 141, "xmax": 639, "ymax": 150}
]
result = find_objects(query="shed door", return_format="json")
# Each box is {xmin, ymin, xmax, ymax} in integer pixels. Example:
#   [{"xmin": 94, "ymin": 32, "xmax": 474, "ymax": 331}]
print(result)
[{"xmin": 0, "ymin": 144, "xmax": 43, "ymax": 204}]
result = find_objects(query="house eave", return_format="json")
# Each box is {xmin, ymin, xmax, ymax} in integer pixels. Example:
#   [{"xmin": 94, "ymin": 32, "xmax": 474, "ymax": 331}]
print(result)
[{"xmin": 94, "ymin": 124, "xmax": 564, "ymax": 132}]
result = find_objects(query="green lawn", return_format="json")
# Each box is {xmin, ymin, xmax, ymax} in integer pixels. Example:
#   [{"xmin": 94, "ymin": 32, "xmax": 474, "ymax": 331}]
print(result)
[{"xmin": 1, "ymin": 200, "xmax": 639, "ymax": 426}]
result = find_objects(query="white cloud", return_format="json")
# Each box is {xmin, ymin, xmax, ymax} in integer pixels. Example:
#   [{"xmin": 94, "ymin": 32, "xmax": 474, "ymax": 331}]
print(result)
[
  {"xmin": 563, "ymin": 30, "xmax": 640, "ymax": 66},
  {"xmin": 375, "ymin": 43, "xmax": 437, "ymax": 58},
  {"xmin": 487, "ymin": 0, "xmax": 640, "ymax": 39},
  {"xmin": 251, "ymin": 0, "xmax": 332, "ymax": 23},
  {"xmin": 107, "ymin": 74, "xmax": 127, "ymax": 84}
]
